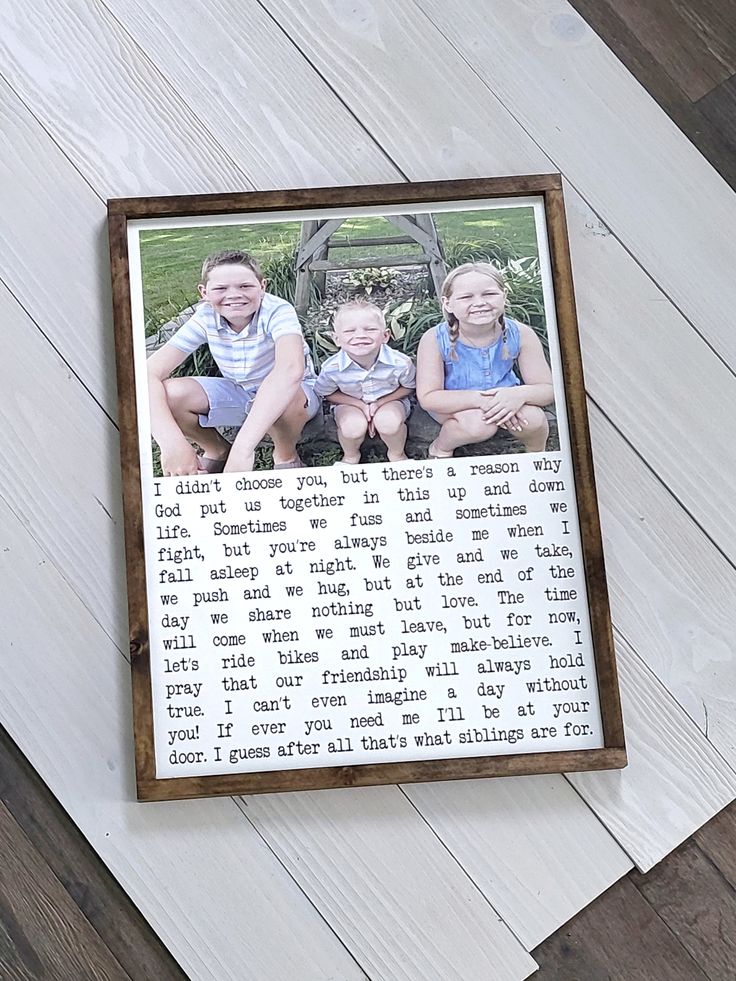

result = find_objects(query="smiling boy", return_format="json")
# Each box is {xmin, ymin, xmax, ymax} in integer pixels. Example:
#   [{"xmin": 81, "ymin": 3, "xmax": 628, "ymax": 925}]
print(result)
[
  {"xmin": 147, "ymin": 250, "xmax": 319, "ymax": 475},
  {"xmin": 315, "ymin": 299, "xmax": 416, "ymax": 464}
]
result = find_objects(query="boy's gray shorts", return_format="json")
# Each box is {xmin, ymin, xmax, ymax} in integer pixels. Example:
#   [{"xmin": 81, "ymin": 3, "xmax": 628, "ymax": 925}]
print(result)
[
  {"xmin": 193, "ymin": 376, "xmax": 321, "ymax": 428},
  {"xmin": 332, "ymin": 397, "xmax": 412, "ymax": 420}
]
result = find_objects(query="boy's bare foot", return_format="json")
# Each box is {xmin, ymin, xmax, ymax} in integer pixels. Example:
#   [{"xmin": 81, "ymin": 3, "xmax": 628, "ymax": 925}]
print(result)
[
  {"xmin": 387, "ymin": 453, "xmax": 408, "ymax": 462},
  {"xmin": 273, "ymin": 456, "xmax": 304, "ymax": 470},
  {"xmin": 338, "ymin": 456, "xmax": 361, "ymax": 465}
]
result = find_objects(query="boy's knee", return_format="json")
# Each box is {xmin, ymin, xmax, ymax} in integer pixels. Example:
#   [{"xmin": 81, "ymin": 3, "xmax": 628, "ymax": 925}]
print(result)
[
  {"xmin": 162, "ymin": 377, "xmax": 190, "ymax": 414},
  {"xmin": 374, "ymin": 406, "xmax": 405, "ymax": 436},
  {"xmin": 336, "ymin": 413, "xmax": 368, "ymax": 440}
]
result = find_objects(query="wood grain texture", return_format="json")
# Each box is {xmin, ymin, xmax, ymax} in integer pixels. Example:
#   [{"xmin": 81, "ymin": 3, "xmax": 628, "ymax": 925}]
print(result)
[
  {"xmin": 404, "ymin": 774, "xmax": 632, "ymax": 950},
  {"xmin": 102, "ymin": 0, "xmax": 392, "ymax": 190},
  {"xmin": 630, "ymin": 839, "xmax": 736, "ymax": 979},
  {"xmin": 568, "ymin": 632, "xmax": 736, "ymax": 871},
  {"xmin": 697, "ymin": 73, "xmax": 736, "ymax": 150},
  {"xmin": 695, "ymin": 802, "xmax": 736, "ymax": 890},
  {"xmin": 571, "ymin": 0, "xmax": 735, "ymax": 101},
  {"xmin": 414, "ymin": 0, "xmax": 736, "ymax": 370},
  {"xmin": 532, "ymin": 876, "xmax": 710, "ymax": 981},
  {"xmin": 587, "ymin": 402, "xmax": 736, "ymax": 758},
  {"xmin": 239, "ymin": 787, "xmax": 538, "ymax": 981},
  {"xmin": 0, "ymin": 74, "xmax": 115, "ymax": 409},
  {"xmin": 0, "ymin": 801, "xmax": 129, "ymax": 981},
  {"xmin": 0, "ymin": 726, "xmax": 187, "ymax": 981},
  {"xmin": 568, "ymin": 0, "xmax": 736, "ymax": 188},
  {"xmin": 0, "ymin": 494, "xmax": 369, "ymax": 981},
  {"xmin": 0, "ymin": 0, "xmax": 247, "ymax": 196}
]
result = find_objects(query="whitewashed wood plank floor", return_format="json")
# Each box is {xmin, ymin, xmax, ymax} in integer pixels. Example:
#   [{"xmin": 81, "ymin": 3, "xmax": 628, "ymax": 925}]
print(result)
[{"xmin": 1, "ymin": 1, "xmax": 735, "ymax": 978}]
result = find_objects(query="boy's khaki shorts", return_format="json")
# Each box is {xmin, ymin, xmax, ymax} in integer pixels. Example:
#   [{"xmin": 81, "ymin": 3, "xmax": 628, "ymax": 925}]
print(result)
[{"xmin": 194, "ymin": 376, "xmax": 321, "ymax": 428}]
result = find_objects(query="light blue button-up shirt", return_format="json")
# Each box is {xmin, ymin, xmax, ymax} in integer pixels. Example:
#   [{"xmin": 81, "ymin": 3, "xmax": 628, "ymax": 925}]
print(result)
[{"xmin": 315, "ymin": 344, "xmax": 416, "ymax": 403}]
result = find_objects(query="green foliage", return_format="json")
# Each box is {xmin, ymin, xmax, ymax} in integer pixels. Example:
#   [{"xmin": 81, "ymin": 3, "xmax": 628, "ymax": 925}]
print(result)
[
  {"xmin": 443, "ymin": 235, "xmax": 522, "ymax": 269},
  {"xmin": 384, "ymin": 297, "xmax": 442, "ymax": 358},
  {"xmin": 503, "ymin": 257, "xmax": 547, "ymax": 344},
  {"xmin": 342, "ymin": 266, "xmax": 396, "ymax": 293}
]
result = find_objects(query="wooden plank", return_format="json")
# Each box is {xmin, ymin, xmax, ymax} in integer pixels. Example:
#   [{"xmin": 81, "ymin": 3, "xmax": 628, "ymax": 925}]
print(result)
[
  {"xmin": 0, "ymin": 74, "xmax": 114, "ymax": 408},
  {"xmin": 0, "ymin": 725, "xmax": 187, "ymax": 981},
  {"xmin": 572, "ymin": 0, "xmax": 733, "ymax": 101},
  {"xmin": 90, "ymin": 0, "xmax": 393, "ymax": 189},
  {"xmin": 0, "ymin": 496, "xmax": 368, "ymax": 981},
  {"xmin": 630, "ymin": 839, "xmax": 736, "ymax": 980},
  {"xmin": 329, "ymin": 235, "xmax": 416, "ymax": 247},
  {"xmin": 0, "ymin": 0, "xmax": 248, "ymax": 196},
  {"xmin": 296, "ymin": 218, "xmax": 345, "ymax": 268},
  {"xmin": 240, "ymin": 788, "xmax": 538, "ymax": 981},
  {"xmin": 695, "ymin": 801, "xmax": 736, "ymax": 890},
  {"xmin": 587, "ymin": 402, "xmax": 736, "ymax": 759},
  {"xmin": 414, "ymin": 0, "xmax": 736, "ymax": 369},
  {"xmin": 567, "ymin": 631, "xmax": 736, "ymax": 872},
  {"xmin": 260, "ymin": 0, "xmax": 736, "ymax": 563},
  {"xmin": 405, "ymin": 774, "xmax": 631, "ymax": 950},
  {"xmin": 0, "ymin": 800, "xmax": 129, "ymax": 981},
  {"xmin": 532, "ymin": 876, "xmax": 710, "ymax": 981},
  {"xmin": 309, "ymin": 253, "xmax": 430, "ymax": 270},
  {"xmin": 568, "ymin": 0, "xmax": 736, "ymax": 189}
]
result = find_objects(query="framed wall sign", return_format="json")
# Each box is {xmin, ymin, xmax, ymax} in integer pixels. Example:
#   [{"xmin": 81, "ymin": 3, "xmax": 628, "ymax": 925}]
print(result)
[{"xmin": 108, "ymin": 175, "xmax": 626, "ymax": 801}]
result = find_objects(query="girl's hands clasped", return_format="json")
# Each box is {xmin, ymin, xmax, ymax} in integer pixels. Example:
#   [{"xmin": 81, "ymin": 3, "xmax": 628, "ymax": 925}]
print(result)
[{"xmin": 479, "ymin": 387, "xmax": 528, "ymax": 429}]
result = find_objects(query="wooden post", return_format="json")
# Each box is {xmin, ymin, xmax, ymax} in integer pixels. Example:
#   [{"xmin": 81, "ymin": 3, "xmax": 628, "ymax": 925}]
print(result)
[
  {"xmin": 313, "ymin": 220, "xmax": 328, "ymax": 298},
  {"xmin": 414, "ymin": 213, "xmax": 448, "ymax": 298},
  {"xmin": 294, "ymin": 219, "xmax": 318, "ymax": 317}
]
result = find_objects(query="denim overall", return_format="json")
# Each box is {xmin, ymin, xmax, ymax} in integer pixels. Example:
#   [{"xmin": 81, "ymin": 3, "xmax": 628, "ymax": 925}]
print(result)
[{"xmin": 435, "ymin": 318, "xmax": 521, "ymax": 390}]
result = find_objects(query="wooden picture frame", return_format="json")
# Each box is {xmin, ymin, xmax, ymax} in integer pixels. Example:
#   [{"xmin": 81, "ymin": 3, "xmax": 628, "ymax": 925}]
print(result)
[{"xmin": 108, "ymin": 175, "xmax": 626, "ymax": 801}]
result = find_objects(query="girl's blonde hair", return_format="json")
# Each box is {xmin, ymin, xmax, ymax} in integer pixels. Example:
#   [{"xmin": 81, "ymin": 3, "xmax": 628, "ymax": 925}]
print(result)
[{"xmin": 441, "ymin": 262, "xmax": 509, "ymax": 361}]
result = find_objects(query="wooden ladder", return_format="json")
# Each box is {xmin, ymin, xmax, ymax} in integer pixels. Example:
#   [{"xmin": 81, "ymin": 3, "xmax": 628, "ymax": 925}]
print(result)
[{"xmin": 293, "ymin": 214, "xmax": 447, "ymax": 316}]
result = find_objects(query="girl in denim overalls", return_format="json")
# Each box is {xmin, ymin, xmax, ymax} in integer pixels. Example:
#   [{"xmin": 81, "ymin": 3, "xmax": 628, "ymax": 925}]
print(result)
[{"xmin": 416, "ymin": 263, "xmax": 553, "ymax": 457}]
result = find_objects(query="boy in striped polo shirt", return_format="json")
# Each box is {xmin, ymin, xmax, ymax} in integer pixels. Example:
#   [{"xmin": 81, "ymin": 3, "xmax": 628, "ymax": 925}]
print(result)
[{"xmin": 147, "ymin": 250, "xmax": 319, "ymax": 475}]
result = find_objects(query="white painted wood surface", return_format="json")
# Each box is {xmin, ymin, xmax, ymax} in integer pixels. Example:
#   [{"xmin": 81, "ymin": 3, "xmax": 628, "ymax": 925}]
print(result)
[{"xmin": 1, "ymin": 0, "xmax": 735, "ymax": 976}]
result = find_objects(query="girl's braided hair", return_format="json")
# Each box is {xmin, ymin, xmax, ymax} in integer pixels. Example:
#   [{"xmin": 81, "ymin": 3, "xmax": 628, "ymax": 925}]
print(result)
[{"xmin": 441, "ymin": 262, "xmax": 509, "ymax": 362}]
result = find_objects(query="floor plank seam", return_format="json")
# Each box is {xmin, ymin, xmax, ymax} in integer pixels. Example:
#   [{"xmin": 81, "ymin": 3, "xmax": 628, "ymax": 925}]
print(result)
[
  {"xmin": 690, "ymin": 835, "xmax": 736, "ymax": 899},
  {"xmin": 0, "ymin": 492, "xmax": 127, "ymax": 663},
  {"xmin": 586, "ymin": 391, "xmax": 736, "ymax": 574},
  {"xmin": 254, "ymin": 0, "xmax": 410, "ymax": 184},
  {"xmin": 396, "ymin": 784, "xmax": 534, "ymax": 952},
  {"xmin": 0, "ymin": 278, "xmax": 116, "ymax": 429},
  {"xmin": 93, "ymin": 0, "xmax": 254, "ymax": 192},
  {"xmin": 0, "ymin": 72, "xmax": 104, "ymax": 206},
  {"xmin": 626, "ymin": 868, "xmax": 718, "ymax": 981},
  {"xmin": 610, "ymin": 623, "xmax": 736, "ymax": 778},
  {"xmin": 231, "ymin": 795, "xmax": 372, "ymax": 981},
  {"xmin": 0, "ymin": 798, "xmax": 137, "ymax": 981},
  {"xmin": 413, "ymin": 0, "xmax": 736, "ymax": 384}
]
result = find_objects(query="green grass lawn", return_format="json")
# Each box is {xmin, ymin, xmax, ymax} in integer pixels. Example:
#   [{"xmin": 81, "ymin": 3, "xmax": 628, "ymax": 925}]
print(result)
[{"xmin": 139, "ymin": 207, "xmax": 538, "ymax": 332}]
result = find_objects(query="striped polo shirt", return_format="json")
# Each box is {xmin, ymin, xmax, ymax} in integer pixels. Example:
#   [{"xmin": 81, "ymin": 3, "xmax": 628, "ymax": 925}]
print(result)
[{"xmin": 167, "ymin": 293, "xmax": 315, "ymax": 391}]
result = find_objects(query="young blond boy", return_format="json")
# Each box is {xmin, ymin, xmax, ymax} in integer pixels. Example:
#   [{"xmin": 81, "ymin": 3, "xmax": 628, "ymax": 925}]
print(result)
[
  {"xmin": 315, "ymin": 299, "xmax": 416, "ymax": 463},
  {"xmin": 147, "ymin": 250, "xmax": 319, "ymax": 475}
]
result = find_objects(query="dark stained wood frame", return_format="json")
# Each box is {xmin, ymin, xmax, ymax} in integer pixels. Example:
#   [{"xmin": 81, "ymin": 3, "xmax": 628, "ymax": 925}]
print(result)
[{"xmin": 108, "ymin": 174, "xmax": 626, "ymax": 802}]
